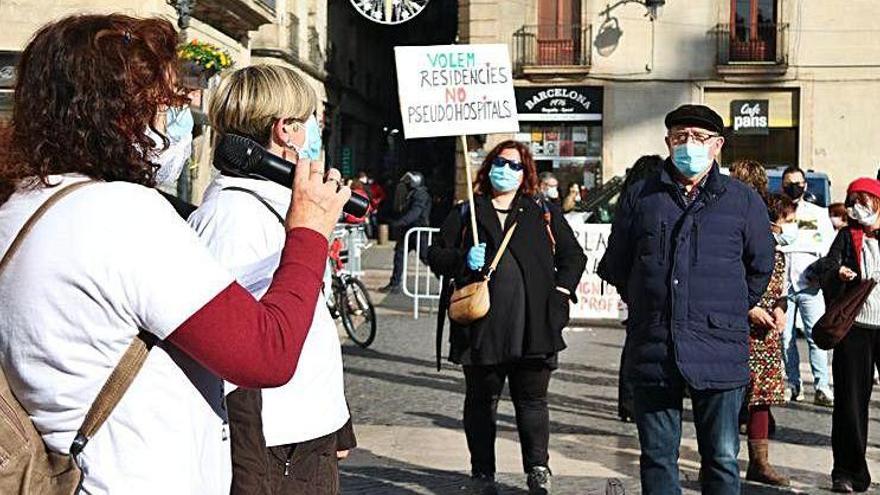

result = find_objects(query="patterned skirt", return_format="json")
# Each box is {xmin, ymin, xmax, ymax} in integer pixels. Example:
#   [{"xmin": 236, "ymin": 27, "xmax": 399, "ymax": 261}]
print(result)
[{"xmin": 748, "ymin": 325, "xmax": 786, "ymax": 407}]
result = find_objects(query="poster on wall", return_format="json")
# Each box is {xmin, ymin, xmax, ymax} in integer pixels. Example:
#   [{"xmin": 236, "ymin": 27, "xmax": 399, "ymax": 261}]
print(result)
[
  {"xmin": 565, "ymin": 220, "xmax": 627, "ymax": 321},
  {"xmin": 394, "ymin": 44, "xmax": 519, "ymax": 139}
]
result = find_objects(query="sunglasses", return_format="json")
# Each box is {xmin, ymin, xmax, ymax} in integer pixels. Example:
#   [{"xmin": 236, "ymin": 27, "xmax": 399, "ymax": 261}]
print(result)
[{"xmin": 492, "ymin": 156, "xmax": 524, "ymax": 172}]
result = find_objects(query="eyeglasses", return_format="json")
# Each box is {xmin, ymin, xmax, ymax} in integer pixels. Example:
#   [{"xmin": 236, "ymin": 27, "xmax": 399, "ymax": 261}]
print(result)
[
  {"xmin": 492, "ymin": 156, "xmax": 524, "ymax": 172},
  {"xmin": 668, "ymin": 131, "xmax": 720, "ymax": 145}
]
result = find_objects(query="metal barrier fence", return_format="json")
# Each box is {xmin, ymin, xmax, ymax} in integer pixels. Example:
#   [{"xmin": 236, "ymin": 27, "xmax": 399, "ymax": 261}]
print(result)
[
  {"xmin": 331, "ymin": 224, "xmax": 370, "ymax": 277},
  {"xmin": 401, "ymin": 227, "xmax": 443, "ymax": 319}
]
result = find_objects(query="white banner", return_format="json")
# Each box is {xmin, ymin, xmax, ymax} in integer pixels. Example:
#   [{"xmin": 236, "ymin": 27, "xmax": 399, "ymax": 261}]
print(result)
[
  {"xmin": 565, "ymin": 218, "xmax": 627, "ymax": 321},
  {"xmin": 394, "ymin": 44, "xmax": 519, "ymax": 139}
]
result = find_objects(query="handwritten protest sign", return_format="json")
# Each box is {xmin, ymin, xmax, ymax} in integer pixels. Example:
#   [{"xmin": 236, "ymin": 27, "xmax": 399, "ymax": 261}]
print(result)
[
  {"xmin": 566, "ymin": 220, "xmax": 627, "ymax": 321},
  {"xmin": 394, "ymin": 44, "xmax": 519, "ymax": 139}
]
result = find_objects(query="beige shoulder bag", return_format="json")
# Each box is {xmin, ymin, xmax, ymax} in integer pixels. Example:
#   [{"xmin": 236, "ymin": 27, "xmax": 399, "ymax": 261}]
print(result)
[{"xmin": 448, "ymin": 223, "xmax": 518, "ymax": 325}]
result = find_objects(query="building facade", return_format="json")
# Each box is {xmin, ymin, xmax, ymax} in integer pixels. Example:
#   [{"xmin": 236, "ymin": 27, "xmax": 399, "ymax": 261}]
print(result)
[
  {"xmin": 0, "ymin": 0, "xmax": 278, "ymax": 202},
  {"xmin": 458, "ymin": 0, "xmax": 880, "ymax": 202}
]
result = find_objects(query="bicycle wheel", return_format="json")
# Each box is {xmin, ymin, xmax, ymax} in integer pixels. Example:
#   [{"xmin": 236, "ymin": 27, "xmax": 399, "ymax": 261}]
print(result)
[{"xmin": 338, "ymin": 277, "xmax": 377, "ymax": 348}]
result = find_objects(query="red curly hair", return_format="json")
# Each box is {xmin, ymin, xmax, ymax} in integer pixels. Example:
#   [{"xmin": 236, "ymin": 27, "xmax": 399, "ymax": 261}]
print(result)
[
  {"xmin": 0, "ymin": 14, "xmax": 186, "ymax": 204},
  {"xmin": 473, "ymin": 140, "xmax": 538, "ymax": 197}
]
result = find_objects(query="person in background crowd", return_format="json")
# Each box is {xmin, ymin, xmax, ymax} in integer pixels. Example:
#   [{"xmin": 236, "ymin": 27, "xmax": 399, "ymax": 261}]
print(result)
[
  {"xmin": 561, "ymin": 183, "xmax": 584, "ymax": 213},
  {"xmin": 188, "ymin": 65, "xmax": 355, "ymax": 495},
  {"xmin": 779, "ymin": 166, "xmax": 836, "ymax": 406},
  {"xmin": 429, "ymin": 140, "xmax": 586, "ymax": 495},
  {"xmin": 731, "ymin": 159, "xmax": 792, "ymax": 486},
  {"xmin": 345, "ymin": 179, "xmax": 370, "ymax": 225},
  {"xmin": 0, "ymin": 15, "xmax": 350, "ymax": 494},
  {"xmin": 599, "ymin": 105, "xmax": 774, "ymax": 495},
  {"xmin": 830, "ymin": 202, "xmax": 848, "ymax": 231},
  {"xmin": 819, "ymin": 178, "xmax": 880, "ymax": 493},
  {"xmin": 355, "ymin": 171, "xmax": 380, "ymax": 236},
  {"xmin": 380, "ymin": 171, "xmax": 431, "ymax": 293},
  {"xmin": 612, "ymin": 154, "xmax": 665, "ymax": 423},
  {"xmin": 538, "ymin": 171, "xmax": 560, "ymax": 204},
  {"xmin": 153, "ymin": 104, "xmax": 198, "ymax": 219}
]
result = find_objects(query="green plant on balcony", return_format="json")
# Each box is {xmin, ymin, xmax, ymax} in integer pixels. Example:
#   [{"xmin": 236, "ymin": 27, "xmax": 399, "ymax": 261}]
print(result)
[{"xmin": 178, "ymin": 40, "xmax": 233, "ymax": 87}]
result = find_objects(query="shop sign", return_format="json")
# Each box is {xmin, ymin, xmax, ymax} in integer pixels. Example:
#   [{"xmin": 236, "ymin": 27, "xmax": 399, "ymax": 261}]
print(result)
[
  {"xmin": 394, "ymin": 44, "xmax": 518, "ymax": 139},
  {"xmin": 0, "ymin": 52, "xmax": 19, "ymax": 89},
  {"xmin": 731, "ymin": 99, "xmax": 769, "ymax": 135},
  {"xmin": 515, "ymin": 86, "xmax": 603, "ymax": 122}
]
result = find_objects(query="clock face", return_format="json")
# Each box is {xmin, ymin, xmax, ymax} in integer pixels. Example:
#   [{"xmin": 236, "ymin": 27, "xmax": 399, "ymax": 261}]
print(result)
[{"xmin": 350, "ymin": 0, "xmax": 430, "ymax": 25}]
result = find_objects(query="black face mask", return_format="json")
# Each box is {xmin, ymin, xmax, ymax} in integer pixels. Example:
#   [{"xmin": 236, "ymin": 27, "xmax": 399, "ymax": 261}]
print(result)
[{"xmin": 783, "ymin": 182, "xmax": 806, "ymax": 200}]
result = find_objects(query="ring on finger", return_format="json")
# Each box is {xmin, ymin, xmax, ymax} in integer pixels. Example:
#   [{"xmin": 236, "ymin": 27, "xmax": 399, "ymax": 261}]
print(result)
[{"xmin": 326, "ymin": 177, "xmax": 342, "ymax": 190}]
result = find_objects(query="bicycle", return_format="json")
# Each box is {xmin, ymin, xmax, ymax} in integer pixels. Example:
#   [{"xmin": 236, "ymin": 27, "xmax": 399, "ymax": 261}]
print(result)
[{"xmin": 325, "ymin": 225, "xmax": 377, "ymax": 348}]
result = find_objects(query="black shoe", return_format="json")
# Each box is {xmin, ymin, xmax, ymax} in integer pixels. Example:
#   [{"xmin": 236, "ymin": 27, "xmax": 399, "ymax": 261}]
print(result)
[
  {"xmin": 378, "ymin": 283, "xmax": 401, "ymax": 294},
  {"xmin": 468, "ymin": 473, "xmax": 498, "ymax": 495},
  {"xmin": 527, "ymin": 466, "xmax": 552, "ymax": 494},
  {"xmin": 832, "ymin": 477, "xmax": 854, "ymax": 493}
]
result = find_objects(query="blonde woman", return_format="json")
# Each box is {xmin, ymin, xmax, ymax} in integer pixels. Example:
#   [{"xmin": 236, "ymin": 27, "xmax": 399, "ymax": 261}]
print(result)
[{"xmin": 189, "ymin": 65, "xmax": 355, "ymax": 495}]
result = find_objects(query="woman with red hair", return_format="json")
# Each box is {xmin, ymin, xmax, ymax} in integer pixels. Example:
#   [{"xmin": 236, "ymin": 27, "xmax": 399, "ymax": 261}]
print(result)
[
  {"xmin": 0, "ymin": 14, "xmax": 348, "ymax": 494},
  {"xmin": 820, "ymin": 178, "xmax": 880, "ymax": 493},
  {"xmin": 428, "ymin": 140, "xmax": 586, "ymax": 494}
]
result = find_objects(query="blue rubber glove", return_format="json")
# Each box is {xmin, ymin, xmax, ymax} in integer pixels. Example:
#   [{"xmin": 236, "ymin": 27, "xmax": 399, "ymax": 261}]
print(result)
[{"xmin": 466, "ymin": 243, "xmax": 487, "ymax": 271}]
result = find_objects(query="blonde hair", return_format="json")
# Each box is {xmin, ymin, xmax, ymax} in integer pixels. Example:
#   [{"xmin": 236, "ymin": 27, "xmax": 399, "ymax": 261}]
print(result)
[{"xmin": 208, "ymin": 64, "xmax": 317, "ymax": 145}]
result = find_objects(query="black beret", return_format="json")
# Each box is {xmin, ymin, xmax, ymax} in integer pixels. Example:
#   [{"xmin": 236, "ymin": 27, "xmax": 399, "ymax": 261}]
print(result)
[{"xmin": 664, "ymin": 104, "xmax": 724, "ymax": 135}]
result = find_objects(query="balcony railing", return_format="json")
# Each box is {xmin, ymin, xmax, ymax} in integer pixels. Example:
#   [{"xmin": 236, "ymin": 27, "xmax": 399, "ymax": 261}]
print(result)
[
  {"xmin": 512, "ymin": 24, "xmax": 592, "ymax": 75},
  {"xmin": 716, "ymin": 22, "xmax": 789, "ymax": 75}
]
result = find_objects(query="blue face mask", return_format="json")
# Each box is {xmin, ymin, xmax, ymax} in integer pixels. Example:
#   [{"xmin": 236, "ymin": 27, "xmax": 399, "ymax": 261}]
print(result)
[
  {"xmin": 165, "ymin": 106, "xmax": 194, "ymax": 143},
  {"xmin": 671, "ymin": 143, "xmax": 712, "ymax": 178},
  {"xmin": 489, "ymin": 165, "xmax": 523, "ymax": 193},
  {"xmin": 293, "ymin": 115, "xmax": 322, "ymax": 160}
]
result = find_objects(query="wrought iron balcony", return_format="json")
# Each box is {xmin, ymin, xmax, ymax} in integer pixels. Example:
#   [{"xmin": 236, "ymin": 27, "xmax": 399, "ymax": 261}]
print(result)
[
  {"xmin": 187, "ymin": 0, "xmax": 275, "ymax": 41},
  {"xmin": 715, "ymin": 22, "xmax": 789, "ymax": 77},
  {"xmin": 512, "ymin": 24, "xmax": 592, "ymax": 77}
]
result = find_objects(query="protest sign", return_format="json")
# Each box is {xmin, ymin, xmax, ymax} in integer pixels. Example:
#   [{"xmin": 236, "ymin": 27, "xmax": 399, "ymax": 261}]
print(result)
[
  {"xmin": 565, "ymin": 220, "xmax": 627, "ymax": 321},
  {"xmin": 394, "ymin": 44, "xmax": 519, "ymax": 139}
]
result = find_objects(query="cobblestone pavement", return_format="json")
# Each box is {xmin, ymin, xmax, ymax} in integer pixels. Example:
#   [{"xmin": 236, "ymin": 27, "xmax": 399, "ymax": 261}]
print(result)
[{"xmin": 338, "ymin": 245, "xmax": 880, "ymax": 494}]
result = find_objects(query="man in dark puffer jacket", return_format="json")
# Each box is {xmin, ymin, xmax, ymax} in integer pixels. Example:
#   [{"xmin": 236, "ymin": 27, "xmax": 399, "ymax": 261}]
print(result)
[{"xmin": 599, "ymin": 105, "xmax": 774, "ymax": 495}]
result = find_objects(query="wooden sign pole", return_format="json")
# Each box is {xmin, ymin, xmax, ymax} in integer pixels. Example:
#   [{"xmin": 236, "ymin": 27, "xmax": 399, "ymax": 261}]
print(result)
[{"xmin": 460, "ymin": 135, "xmax": 480, "ymax": 246}]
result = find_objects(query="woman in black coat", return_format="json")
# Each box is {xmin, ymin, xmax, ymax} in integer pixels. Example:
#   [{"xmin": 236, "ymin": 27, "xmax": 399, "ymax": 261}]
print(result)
[
  {"xmin": 818, "ymin": 178, "xmax": 880, "ymax": 493},
  {"xmin": 428, "ymin": 140, "xmax": 586, "ymax": 495}
]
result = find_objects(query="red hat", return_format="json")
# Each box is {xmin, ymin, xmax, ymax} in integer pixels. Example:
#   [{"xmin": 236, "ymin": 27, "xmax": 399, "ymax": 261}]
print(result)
[{"xmin": 847, "ymin": 178, "xmax": 880, "ymax": 198}]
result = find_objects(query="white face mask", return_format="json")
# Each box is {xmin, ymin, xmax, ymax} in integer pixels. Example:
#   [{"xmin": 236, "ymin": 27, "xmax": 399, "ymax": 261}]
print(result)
[
  {"xmin": 545, "ymin": 186, "xmax": 559, "ymax": 200},
  {"xmin": 848, "ymin": 203, "xmax": 879, "ymax": 227}
]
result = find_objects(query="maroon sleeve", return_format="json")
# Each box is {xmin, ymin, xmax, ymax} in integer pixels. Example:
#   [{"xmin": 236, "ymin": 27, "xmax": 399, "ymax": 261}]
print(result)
[{"xmin": 167, "ymin": 228, "xmax": 328, "ymax": 388}]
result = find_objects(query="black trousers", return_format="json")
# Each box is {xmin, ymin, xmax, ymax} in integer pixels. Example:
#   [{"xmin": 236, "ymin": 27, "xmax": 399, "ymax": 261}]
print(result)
[
  {"xmin": 390, "ymin": 235, "xmax": 429, "ymax": 286},
  {"xmin": 832, "ymin": 325, "xmax": 880, "ymax": 490},
  {"xmin": 463, "ymin": 360, "xmax": 552, "ymax": 475}
]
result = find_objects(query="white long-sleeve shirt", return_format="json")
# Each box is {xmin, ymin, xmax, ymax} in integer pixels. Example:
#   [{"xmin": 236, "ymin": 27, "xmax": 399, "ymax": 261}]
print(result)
[{"xmin": 188, "ymin": 175, "xmax": 350, "ymax": 446}]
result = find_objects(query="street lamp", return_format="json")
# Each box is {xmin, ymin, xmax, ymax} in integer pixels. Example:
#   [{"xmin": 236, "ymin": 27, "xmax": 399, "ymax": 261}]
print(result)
[
  {"xmin": 167, "ymin": 0, "xmax": 196, "ymax": 39},
  {"xmin": 644, "ymin": 0, "xmax": 665, "ymax": 20},
  {"xmin": 167, "ymin": 0, "xmax": 197, "ymax": 202}
]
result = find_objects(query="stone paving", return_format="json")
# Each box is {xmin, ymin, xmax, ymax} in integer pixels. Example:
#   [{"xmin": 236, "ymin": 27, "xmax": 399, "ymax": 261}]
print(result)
[{"xmin": 337, "ymin": 245, "xmax": 880, "ymax": 494}]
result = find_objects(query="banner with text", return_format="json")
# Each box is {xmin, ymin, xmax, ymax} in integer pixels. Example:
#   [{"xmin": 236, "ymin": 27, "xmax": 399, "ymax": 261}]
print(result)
[
  {"xmin": 394, "ymin": 44, "xmax": 519, "ymax": 139},
  {"xmin": 566, "ymin": 220, "xmax": 627, "ymax": 321}
]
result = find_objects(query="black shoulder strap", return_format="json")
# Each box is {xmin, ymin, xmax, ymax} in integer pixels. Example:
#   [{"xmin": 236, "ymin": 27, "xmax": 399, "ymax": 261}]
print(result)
[{"xmin": 222, "ymin": 186, "xmax": 284, "ymax": 225}]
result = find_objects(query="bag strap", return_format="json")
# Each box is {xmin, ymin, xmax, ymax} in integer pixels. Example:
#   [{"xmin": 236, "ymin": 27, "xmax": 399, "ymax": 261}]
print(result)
[
  {"xmin": 222, "ymin": 186, "xmax": 284, "ymax": 225},
  {"xmin": 0, "ymin": 180, "xmax": 155, "ymax": 460},
  {"xmin": 486, "ymin": 223, "xmax": 517, "ymax": 278}
]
